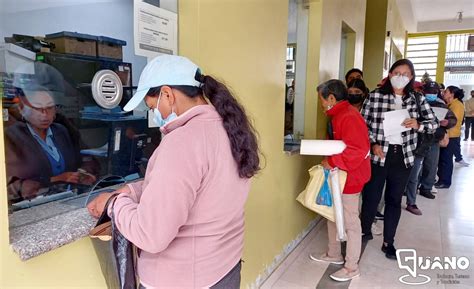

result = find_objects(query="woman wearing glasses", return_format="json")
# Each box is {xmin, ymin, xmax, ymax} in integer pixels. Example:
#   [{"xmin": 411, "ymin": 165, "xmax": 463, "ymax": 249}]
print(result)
[
  {"xmin": 360, "ymin": 59, "xmax": 439, "ymax": 259},
  {"xmin": 5, "ymin": 88, "xmax": 96, "ymax": 202}
]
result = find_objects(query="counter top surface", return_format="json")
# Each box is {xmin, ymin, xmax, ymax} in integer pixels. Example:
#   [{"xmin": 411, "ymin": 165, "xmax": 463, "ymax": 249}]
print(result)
[{"xmin": 8, "ymin": 195, "xmax": 100, "ymax": 261}]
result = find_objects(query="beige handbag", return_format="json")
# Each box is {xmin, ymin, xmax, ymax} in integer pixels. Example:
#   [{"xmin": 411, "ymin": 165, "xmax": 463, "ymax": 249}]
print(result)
[{"xmin": 296, "ymin": 165, "xmax": 347, "ymax": 222}]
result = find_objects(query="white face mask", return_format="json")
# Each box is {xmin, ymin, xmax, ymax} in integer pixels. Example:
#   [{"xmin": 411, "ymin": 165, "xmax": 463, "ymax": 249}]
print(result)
[{"xmin": 390, "ymin": 75, "xmax": 410, "ymax": 90}]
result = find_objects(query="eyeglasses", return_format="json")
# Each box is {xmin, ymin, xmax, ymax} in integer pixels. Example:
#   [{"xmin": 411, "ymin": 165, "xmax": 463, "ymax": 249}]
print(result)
[
  {"xmin": 392, "ymin": 72, "xmax": 411, "ymax": 78},
  {"xmin": 23, "ymin": 102, "xmax": 59, "ymax": 114}
]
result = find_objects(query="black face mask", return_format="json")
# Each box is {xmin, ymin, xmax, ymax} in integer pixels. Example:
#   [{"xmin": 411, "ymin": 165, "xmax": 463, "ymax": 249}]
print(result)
[{"xmin": 347, "ymin": 93, "xmax": 364, "ymax": 105}]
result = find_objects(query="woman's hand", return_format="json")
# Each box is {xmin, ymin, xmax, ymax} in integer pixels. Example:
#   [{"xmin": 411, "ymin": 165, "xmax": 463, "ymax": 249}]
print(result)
[
  {"xmin": 51, "ymin": 172, "xmax": 81, "ymax": 184},
  {"xmin": 20, "ymin": 180, "xmax": 42, "ymax": 200},
  {"xmin": 113, "ymin": 185, "xmax": 132, "ymax": 194},
  {"xmin": 77, "ymin": 169, "xmax": 97, "ymax": 185},
  {"xmin": 372, "ymin": 144, "xmax": 385, "ymax": 159},
  {"xmin": 321, "ymin": 158, "xmax": 333, "ymax": 170},
  {"xmin": 87, "ymin": 192, "xmax": 114, "ymax": 218},
  {"xmin": 403, "ymin": 118, "xmax": 420, "ymax": 130}
]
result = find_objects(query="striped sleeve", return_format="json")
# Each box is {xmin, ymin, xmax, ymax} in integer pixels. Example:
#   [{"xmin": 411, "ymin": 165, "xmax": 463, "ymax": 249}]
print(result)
[{"xmin": 361, "ymin": 94, "xmax": 376, "ymax": 144}]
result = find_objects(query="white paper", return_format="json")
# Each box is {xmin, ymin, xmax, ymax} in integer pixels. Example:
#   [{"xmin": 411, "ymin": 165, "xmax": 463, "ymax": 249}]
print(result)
[
  {"xmin": 383, "ymin": 110, "xmax": 410, "ymax": 137},
  {"xmin": 134, "ymin": 0, "xmax": 178, "ymax": 58},
  {"xmin": 300, "ymin": 140, "xmax": 346, "ymax": 156},
  {"xmin": 432, "ymin": 107, "xmax": 448, "ymax": 120},
  {"xmin": 330, "ymin": 169, "xmax": 346, "ymax": 241}
]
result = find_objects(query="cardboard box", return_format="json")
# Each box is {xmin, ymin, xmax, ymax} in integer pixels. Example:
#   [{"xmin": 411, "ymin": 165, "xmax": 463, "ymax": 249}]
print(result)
[
  {"xmin": 97, "ymin": 36, "xmax": 126, "ymax": 60},
  {"xmin": 46, "ymin": 31, "xmax": 97, "ymax": 57}
]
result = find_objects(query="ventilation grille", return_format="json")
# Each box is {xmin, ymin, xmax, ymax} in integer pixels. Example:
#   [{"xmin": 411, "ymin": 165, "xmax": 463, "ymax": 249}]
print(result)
[{"xmin": 91, "ymin": 70, "xmax": 123, "ymax": 109}]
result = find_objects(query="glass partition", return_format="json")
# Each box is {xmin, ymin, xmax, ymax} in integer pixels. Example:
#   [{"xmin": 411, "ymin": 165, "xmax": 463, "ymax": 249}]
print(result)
[{"xmin": 0, "ymin": 2, "xmax": 162, "ymax": 215}]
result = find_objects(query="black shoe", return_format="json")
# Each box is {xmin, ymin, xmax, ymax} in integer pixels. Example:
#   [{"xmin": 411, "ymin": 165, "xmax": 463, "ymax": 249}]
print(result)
[
  {"xmin": 375, "ymin": 212, "xmax": 384, "ymax": 220},
  {"xmin": 381, "ymin": 243, "xmax": 397, "ymax": 260},
  {"xmin": 464, "ymin": 139, "xmax": 468, "ymax": 141},
  {"xmin": 434, "ymin": 183, "xmax": 450, "ymax": 189},
  {"xmin": 419, "ymin": 190, "xmax": 436, "ymax": 199},
  {"xmin": 362, "ymin": 233, "xmax": 373, "ymax": 242}
]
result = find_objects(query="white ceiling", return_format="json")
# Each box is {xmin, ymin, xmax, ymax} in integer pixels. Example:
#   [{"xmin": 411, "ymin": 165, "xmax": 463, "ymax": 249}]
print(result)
[
  {"xmin": 410, "ymin": 0, "xmax": 473, "ymax": 22},
  {"xmin": 397, "ymin": 0, "xmax": 474, "ymax": 32}
]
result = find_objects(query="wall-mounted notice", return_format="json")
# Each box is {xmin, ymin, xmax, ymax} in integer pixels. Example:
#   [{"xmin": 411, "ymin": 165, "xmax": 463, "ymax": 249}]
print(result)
[{"xmin": 134, "ymin": 0, "xmax": 177, "ymax": 58}]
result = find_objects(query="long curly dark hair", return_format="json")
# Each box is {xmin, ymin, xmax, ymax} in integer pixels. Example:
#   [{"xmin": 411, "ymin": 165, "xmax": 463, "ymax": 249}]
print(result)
[{"xmin": 148, "ymin": 76, "xmax": 260, "ymax": 178}]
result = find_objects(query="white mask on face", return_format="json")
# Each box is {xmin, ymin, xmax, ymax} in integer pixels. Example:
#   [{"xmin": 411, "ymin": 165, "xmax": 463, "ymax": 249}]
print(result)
[{"xmin": 390, "ymin": 75, "xmax": 410, "ymax": 90}]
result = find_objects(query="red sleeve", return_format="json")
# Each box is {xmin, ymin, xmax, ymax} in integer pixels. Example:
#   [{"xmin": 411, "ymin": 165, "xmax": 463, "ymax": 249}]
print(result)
[{"xmin": 328, "ymin": 115, "xmax": 370, "ymax": 171}]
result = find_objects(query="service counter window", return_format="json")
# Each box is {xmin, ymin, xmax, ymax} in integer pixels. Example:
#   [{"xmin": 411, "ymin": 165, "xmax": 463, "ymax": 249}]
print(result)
[
  {"xmin": 3, "ymin": 56, "xmax": 161, "ymax": 210},
  {"xmin": 284, "ymin": 0, "xmax": 309, "ymax": 153},
  {"xmin": 0, "ymin": 15, "xmax": 165, "ymax": 259}
]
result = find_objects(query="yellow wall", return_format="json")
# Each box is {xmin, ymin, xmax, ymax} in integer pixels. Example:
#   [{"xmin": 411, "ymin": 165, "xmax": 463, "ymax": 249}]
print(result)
[
  {"xmin": 363, "ymin": 0, "xmax": 407, "ymax": 89},
  {"xmin": 319, "ymin": 0, "xmax": 367, "ymax": 81},
  {"xmin": 345, "ymin": 30, "xmax": 357, "ymax": 76},
  {"xmin": 304, "ymin": 0, "xmax": 324, "ymax": 139},
  {"xmin": 305, "ymin": 0, "xmax": 367, "ymax": 139},
  {"xmin": 385, "ymin": 0, "xmax": 406, "ymax": 63},
  {"xmin": 179, "ymin": 0, "xmax": 319, "ymax": 286},
  {"xmin": 363, "ymin": 0, "xmax": 388, "ymax": 89}
]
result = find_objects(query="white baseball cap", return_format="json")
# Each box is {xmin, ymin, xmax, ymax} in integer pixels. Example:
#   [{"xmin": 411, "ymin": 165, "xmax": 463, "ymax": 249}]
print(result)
[{"xmin": 124, "ymin": 55, "xmax": 202, "ymax": 111}]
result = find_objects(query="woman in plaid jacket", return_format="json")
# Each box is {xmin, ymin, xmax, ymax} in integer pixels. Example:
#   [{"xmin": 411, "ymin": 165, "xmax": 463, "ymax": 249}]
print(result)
[{"xmin": 360, "ymin": 59, "xmax": 439, "ymax": 259}]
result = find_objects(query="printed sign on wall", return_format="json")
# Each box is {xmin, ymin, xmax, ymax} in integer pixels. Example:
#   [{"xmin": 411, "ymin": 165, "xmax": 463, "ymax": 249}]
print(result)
[{"xmin": 134, "ymin": 0, "xmax": 178, "ymax": 58}]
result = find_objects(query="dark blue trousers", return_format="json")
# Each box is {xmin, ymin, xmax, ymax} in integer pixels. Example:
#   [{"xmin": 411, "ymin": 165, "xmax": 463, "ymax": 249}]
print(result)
[{"xmin": 437, "ymin": 137, "xmax": 460, "ymax": 187}]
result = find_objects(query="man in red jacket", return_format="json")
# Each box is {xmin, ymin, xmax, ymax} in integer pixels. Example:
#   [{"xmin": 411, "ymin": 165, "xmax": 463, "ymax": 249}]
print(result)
[{"xmin": 309, "ymin": 79, "xmax": 371, "ymax": 282}]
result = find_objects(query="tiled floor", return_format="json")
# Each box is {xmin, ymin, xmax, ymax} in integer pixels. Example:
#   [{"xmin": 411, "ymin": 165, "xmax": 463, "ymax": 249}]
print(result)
[{"xmin": 261, "ymin": 140, "xmax": 474, "ymax": 289}]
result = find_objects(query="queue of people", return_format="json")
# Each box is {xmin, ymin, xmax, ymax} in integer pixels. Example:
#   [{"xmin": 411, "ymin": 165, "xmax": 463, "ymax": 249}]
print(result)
[
  {"xmin": 309, "ymin": 59, "xmax": 470, "ymax": 282},
  {"xmin": 82, "ymin": 56, "xmax": 468, "ymax": 287}
]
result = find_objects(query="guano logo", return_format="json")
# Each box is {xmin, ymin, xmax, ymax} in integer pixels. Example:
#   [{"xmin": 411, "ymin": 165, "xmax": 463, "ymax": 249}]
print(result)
[{"xmin": 396, "ymin": 249, "xmax": 470, "ymax": 285}]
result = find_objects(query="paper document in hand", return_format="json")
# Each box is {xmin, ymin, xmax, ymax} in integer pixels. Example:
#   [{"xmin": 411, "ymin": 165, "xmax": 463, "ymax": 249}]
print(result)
[
  {"xmin": 432, "ymin": 107, "xmax": 448, "ymax": 120},
  {"xmin": 300, "ymin": 140, "xmax": 346, "ymax": 156},
  {"xmin": 383, "ymin": 110, "xmax": 410, "ymax": 137}
]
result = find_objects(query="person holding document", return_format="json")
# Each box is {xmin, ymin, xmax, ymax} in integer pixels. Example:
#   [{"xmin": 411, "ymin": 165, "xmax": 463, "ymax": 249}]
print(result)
[
  {"xmin": 417, "ymin": 82, "xmax": 457, "ymax": 200},
  {"xmin": 360, "ymin": 59, "xmax": 438, "ymax": 259}
]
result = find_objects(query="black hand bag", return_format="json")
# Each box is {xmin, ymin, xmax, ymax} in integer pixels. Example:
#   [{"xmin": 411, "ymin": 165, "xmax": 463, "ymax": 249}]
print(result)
[
  {"xmin": 89, "ymin": 196, "xmax": 138, "ymax": 289},
  {"xmin": 414, "ymin": 93, "xmax": 435, "ymax": 157}
]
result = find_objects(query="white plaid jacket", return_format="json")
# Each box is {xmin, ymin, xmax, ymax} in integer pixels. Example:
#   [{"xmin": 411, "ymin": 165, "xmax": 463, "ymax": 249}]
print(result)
[{"xmin": 361, "ymin": 89, "xmax": 439, "ymax": 168}]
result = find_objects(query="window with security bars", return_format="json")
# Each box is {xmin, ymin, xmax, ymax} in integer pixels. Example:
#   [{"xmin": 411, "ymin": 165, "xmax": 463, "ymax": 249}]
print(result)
[
  {"xmin": 444, "ymin": 33, "xmax": 474, "ymax": 83},
  {"xmin": 406, "ymin": 36, "xmax": 439, "ymax": 81}
]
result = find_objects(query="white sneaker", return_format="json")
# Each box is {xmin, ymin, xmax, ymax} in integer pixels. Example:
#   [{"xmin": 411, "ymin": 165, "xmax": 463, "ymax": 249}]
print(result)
[
  {"xmin": 309, "ymin": 252, "xmax": 344, "ymax": 264},
  {"xmin": 431, "ymin": 186, "xmax": 438, "ymax": 194},
  {"xmin": 330, "ymin": 267, "xmax": 360, "ymax": 282},
  {"xmin": 371, "ymin": 222, "xmax": 382, "ymax": 235},
  {"xmin": 456, "ymin": 160, "xmax": 470, "ymax": 167}
]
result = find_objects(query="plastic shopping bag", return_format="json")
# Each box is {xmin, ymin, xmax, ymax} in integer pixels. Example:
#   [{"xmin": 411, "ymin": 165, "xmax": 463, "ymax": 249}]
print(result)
[
  {"xmin": 316, "ymin": 169, "xmax": 332, "ymax": 206},
  {"xmin": 330, "ymin": 168, "xmax": 347, "ymax": 242},
  {"xmin": 296, "ymin": 165, "xmax": 346, "ymax": 223}
]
